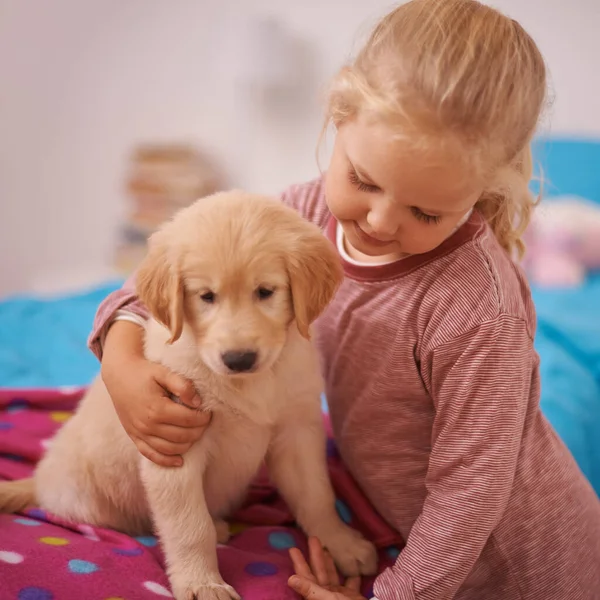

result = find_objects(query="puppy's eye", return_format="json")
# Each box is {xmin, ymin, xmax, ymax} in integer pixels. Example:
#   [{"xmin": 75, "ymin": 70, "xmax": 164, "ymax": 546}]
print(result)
[
  {"xmin": 256, "ymin": 287, "xmax": 274, "ymax": 300},
  {"xmin": 200, "ymin": 291, "xmax": 216, "ymax": 304}
]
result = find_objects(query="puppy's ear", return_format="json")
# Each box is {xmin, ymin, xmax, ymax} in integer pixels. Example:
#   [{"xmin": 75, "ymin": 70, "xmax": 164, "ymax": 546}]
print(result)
[
  {"xmin": 287, "ymin": 228, "xmax": 344, "ymax": 340},
  {"xmin": 136, "ymin": 229, "xmax": 184, "ymax": 344}
]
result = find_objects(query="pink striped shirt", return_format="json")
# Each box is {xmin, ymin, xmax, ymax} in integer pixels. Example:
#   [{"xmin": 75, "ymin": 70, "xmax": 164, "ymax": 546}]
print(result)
[{"xmin": 89, "ymin": 178, "xmax": 600, "ymax": 599}]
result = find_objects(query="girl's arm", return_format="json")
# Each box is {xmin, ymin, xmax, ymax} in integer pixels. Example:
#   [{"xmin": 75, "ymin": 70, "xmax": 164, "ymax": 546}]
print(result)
[
  {"xmin": 87, "ymin": 273, "xmax": 208, "ymax": 468},
  {"xmin": 87, "ymin": 273, "xmax": 149, "ymax": 360},
  {"xmin": 374, "ymin": 314, "xmax": 532, "ymax": 600}
]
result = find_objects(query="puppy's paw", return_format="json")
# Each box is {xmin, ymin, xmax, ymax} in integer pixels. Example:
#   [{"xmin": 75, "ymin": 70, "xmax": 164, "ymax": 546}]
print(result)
[
  {"xmin": 320, "ymin": 525, "xmax": 378, "ymax": 577},
  {"xmin": 184, "ymin": 584, "xmax": 240, "ymax": 600},
  {"xmin": 172, "ymin": 576, "xmax": 240, "ymax": 600}
]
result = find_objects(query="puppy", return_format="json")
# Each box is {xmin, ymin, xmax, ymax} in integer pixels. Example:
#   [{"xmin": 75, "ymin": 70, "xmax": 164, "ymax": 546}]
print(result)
[{"xmin": 0, "ymin": 191, "xmax": 378, "ymax": 600}]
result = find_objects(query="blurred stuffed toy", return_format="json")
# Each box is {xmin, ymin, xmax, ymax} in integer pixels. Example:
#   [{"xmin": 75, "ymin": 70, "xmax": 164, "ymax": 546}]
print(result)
[
  {"xmin": 114, "ymin": 144, "xmax": 224, "ymax": 276},
  {"xmin": 523, "ymin": 196, "xmax": 600, "ymax": 287}
]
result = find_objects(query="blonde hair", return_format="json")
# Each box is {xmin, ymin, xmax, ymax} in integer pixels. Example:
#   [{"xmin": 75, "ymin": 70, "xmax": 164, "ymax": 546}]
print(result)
[{"xmin": 325, "ymin": 0, "xmax": 547, "ymax": 258}]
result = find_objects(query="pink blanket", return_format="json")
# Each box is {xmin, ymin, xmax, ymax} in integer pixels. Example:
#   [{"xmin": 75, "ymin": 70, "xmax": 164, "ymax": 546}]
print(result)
[{"xmin": 0, "ymin": 388, "xmax": 403, "ymax": 600}]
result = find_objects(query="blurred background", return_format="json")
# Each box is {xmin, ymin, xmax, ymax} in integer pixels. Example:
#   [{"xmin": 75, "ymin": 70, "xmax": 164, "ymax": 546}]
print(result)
[
  {"xmin": 0, "ymin": 0, "xmax": 599, "ymax": 505},
  {"xmin": 1, "ymin": 0, "xmax": 599, "ymax": 296}
]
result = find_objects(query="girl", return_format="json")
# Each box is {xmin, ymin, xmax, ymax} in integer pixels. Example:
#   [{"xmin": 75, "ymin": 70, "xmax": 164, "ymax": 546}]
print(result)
[{"xmin": 91, "ymin": 0, "xmax": 600, "ymax": 598}]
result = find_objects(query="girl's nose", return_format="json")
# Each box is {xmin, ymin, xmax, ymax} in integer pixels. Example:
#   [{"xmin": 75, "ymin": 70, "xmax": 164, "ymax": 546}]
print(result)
[{"xmin": 366, "ymin": 208, "xmax": 400, "ymax": 238}]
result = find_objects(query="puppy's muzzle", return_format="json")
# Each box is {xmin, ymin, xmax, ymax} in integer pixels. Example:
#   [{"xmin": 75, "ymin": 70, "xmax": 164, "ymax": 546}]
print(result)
[{"xmin": 221, "ymin": 350, "xmax": 258, "ymax": 373}]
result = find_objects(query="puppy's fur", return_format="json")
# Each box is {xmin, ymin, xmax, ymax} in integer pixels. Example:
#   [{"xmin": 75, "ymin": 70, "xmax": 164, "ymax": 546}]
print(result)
[{"xmin": 0, "ymin": 192, "xmax": 377, "ymax": 600}]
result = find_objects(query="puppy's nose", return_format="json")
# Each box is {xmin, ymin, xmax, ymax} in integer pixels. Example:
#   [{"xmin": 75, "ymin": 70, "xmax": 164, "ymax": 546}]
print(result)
[{"xmin": 221, "ymin": 350, "xmax": 258, "ymax": 373}]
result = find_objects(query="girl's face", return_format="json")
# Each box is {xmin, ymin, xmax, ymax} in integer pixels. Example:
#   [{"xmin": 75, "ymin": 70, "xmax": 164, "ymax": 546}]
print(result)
[{"xmin": 325, "ymin": 115, "xmax": 484, "ymax": 262}]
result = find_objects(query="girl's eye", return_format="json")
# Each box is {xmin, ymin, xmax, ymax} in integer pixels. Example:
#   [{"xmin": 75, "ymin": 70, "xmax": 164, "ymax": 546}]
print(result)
[
  {"xmin": 256, "ymin": 287, "xmax": 275, "ymax": 300},
  {"xmin": 348, "ymin": 168, "xmax": 380, "ymax": 193},
  {"xmin": 410, "ymin": 206, "xmax": 441, "ymax": 225},
  {"xmin": 200, "ymin": 291, "xmax": 216, "ymax": 303}
]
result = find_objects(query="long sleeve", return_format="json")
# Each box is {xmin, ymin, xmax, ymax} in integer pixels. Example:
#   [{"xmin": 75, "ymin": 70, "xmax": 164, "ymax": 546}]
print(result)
[
  {"xmin": 279, "ymin": 177, "xmax": 330, "ymax": 229},
  {"xmin": 374, "ymin": 314, "xmax": 534, "ymax": 600}
]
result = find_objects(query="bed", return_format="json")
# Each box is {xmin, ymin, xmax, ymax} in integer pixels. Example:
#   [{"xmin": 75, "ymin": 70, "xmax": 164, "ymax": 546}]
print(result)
[{"xmin": 1, "ymin": 138, "xmax": 599, "ymax": 599}]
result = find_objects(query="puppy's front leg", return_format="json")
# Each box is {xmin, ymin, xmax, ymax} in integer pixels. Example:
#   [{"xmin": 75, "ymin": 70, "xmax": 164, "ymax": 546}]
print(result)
[
  {"xmin": 140, "ymin": 444, "xmax": 240, "ymax": 600},
  {"xmin": 267, "ymin": 402, "xmax": 378, "ymax": 577}
]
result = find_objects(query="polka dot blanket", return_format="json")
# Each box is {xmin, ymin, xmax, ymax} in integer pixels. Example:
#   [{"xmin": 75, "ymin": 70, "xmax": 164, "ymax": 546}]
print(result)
[{"xmin": 0, "ymin": 388, "xmax": 403, "ymax": 600}]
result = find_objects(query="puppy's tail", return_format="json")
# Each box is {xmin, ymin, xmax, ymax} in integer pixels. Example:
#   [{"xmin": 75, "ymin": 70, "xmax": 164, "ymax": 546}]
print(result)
[{"xmin": 0, "ymin": 478, "xmax": 36, "ymax": 513}]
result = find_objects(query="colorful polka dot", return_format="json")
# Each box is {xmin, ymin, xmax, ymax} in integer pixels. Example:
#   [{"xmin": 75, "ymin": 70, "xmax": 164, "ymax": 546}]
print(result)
[
  {"xmin": 50, "ymin": 411, "xmax": 72, "ymax": 423},
  {"xmin": 40, "ymin": 439, "xmax": 53, "ymax": 450},
  {"xmin": 1, "ymin": 452, "xmax": 26, "ymax": 462},
  {"xmin": 244, "ymin": 561, "xmax": 279, "ymax": 576},
  {"xmin": 135, "ymin": 535, "xmax": 158, "ymax": 547},
  {"xmin": 0, "ymin": 421, "xmax": 14, "ymax": 431},
  {"xmin": 28, "ymin": 508, "xmax": 47, "ymax": 520},
  {"xmin": 40, "ymin": 537, "xmax": 70, "ymax": 546},
  {"xmin": 229, "ymin": 522, "xmax": 250, "ymax": 535},
  {"xmin": 18, "ymin": 587, "xmax": 54, "ymax": 600},
  {"xmin": 6, "ymin": 399, "xmax": 28, "ymax": 413},
  {"xmin": 335, "ymin": 498, "xmax": 352, "ymax": 524},
  {"xmin": 14, "ymin": 518, "xmax": 41, "ymax": 527},
  {"xmin": 0, "ymin": 550, "xmax": 24, "ymax": 564},
  {"xmin": 113, "ymin": 547, "xmax": 143, "ymax": 557},
  {"xmin": 68, "ymin": 559, "xmax": 100, "ymax": 574},
  {"xmin": 320, "ymin": 393, "xmax": 329, "ymax": 412},
  {"xmin": 59, "ymin": 386, "xmax": 81, "ymax": 394},
  {"xmin": 268, "ymin": 531, "xmax": 296, "ymax": 550},
  {"xmin": 142, "ymin": 581, "xmax": 173, "ymax": 597},
  {"xmin": 78, "ymin": 524, "xmax": 100, "ymax": 541}
]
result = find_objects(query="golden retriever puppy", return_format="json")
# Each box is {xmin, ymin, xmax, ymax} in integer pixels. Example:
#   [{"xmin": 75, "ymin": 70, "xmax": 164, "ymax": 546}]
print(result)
[{"xmin": 0, "ymin": 191, "xmax": 378, "ymax": 600}]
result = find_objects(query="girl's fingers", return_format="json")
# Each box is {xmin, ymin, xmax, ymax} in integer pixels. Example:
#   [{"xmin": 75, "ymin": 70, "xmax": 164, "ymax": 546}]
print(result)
[
  {"xmin": 308, "ymin": 537, "xmax": 331, "ymax": 586},
  {"xmin": 288, "ymin": 576, "xmax": 336, "ymax": 600},
  {"xmin": 150, "ymin": 423, "xmax": 206, "ymax": 445},
  {"xmin": 345, "ymin": 576, "xmax": 361, "ymax": 592},
  {"xmin": 159, "ymin": 400, "xmax": 211, "ymax": 428},
  {"xmin": 144, "ymin": 435, "xmax": 191, "ymax": 457},
  {"xmin": 154, "ymin": 367, "xmax": 201, "ymax": 408},
  {"xmin": 134, "ymin": 438, "xmax": 182, "ymax": 468},
  {"xmin": 289, "ymin": 548, "xmax": 316, "ymax": 582},
  {"xmin": 323, "ymin": 548, "xmax": 340, "ymax": 586}
]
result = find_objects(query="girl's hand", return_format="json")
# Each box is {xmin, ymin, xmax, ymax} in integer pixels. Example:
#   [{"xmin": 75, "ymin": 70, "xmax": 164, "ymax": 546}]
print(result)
[
  {"xmin": 288, "ymin": 537, "xmax": 368, "ymax": 600},
  {"xmin": 101, "ymin": 320, "xmax": 211, "ymax": 467}
]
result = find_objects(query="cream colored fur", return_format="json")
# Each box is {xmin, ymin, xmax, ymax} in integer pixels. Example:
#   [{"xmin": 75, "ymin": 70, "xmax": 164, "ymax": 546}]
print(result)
[{"xmin": 0, "ymin": 192, "xmax": 377, "ymax": 600}]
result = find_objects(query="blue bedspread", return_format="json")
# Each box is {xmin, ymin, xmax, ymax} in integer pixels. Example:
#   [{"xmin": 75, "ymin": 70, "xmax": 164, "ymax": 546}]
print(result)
[
  {"xmin": 0, "ymin": 282, "xmax": 121, "ymax": 388},
  {"xmin": 532, "ymin": 276, "xmax": 600, "ymax": 493}
]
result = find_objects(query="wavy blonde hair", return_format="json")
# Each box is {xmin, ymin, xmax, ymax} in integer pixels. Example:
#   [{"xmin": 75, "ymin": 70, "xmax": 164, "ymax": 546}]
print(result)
[{"xmin": 324, "ymin": 0, "xmax": 547, "ymax": 258}]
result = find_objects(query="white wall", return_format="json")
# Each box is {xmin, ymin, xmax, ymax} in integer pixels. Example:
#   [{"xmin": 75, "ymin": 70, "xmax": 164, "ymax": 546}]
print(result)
[{"xmin": 1, "ymin": 0, "xmax": 599, "ymax": 297}]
